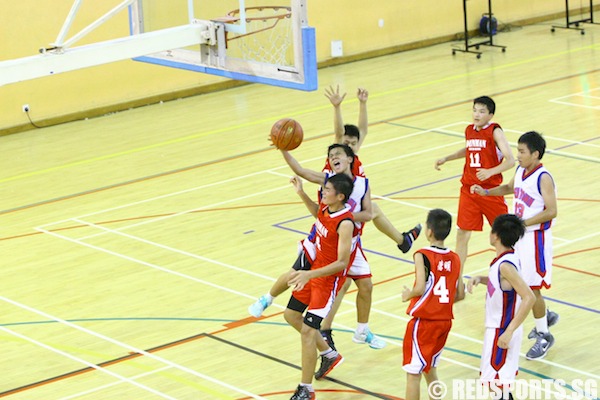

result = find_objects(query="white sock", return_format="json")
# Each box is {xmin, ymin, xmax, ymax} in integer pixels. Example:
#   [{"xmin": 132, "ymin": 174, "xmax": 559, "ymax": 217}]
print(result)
[
  {"xmin": 320, "ymin": 348, "xmax": 338, "ymax": 359},
  {"xmin": 264, "ymin": 293, "xmax": 275, "ymax": 302},
  {"xmin": 300, "ymin": 383, "xmax": 313, "ymax": 392},
  {"xmin": 535, "ymin": 314, "xmax": 548, "ymax": 334},
  {"xmin": 356, "ymin": 322, "xmax": 368, "ymax": 334}
]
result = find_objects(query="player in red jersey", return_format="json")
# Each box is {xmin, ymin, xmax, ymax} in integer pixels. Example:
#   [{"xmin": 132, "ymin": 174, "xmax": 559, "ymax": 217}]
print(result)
[
  {"xmin": 401, "ymin": 209, "xmax": 465, "ymax": 400},
  {"xmin": 286, "ymin": 173, "xmax": 355, "ymax": 400},
  {"xmin": 434, "ymin": 96, "xmax": 514, "ymax": 277}
]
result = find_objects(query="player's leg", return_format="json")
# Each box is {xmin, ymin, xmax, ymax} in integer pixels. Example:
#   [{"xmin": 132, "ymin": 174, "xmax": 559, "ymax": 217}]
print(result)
[
  {"xmin": 405, "ymin": 372, "xmax": 422, "ymax": 400},
  {"xmin": 515, "ymin": 230, "xmax": 556, "ymax": 360},
  {"xmin": 249, "ymin": 250, "xmax": 312, "ymax": 317},
  {"xmin": 371, "ymin": 202, "xmax": 422, "ymax": 253},
  {"xmin": 455, "ymin": 228, "xmax": 472, "ymax": 271},
  {"xmin": 319, "ymin": 277, "xmax": 351, "ymax": 351},
  {"xmin": 312, "ymin": 277, "xmax": 345, "ymax": 380},
  {"xmin": 347, "ymin": 249, "xmax": 386, "ymax": 349},
  {"xmin": 423, "ymin": 367, "xmax": 439, "ymax": 400}
]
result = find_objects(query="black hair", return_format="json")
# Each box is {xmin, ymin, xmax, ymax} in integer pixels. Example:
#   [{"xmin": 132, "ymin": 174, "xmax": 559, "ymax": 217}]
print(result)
[
  {"xmin": 491, "ymin": 214, "xmax": 526, "ymax": 248},
  {"xmin": 343, "ymin": 124, "xmax": 360, "ymax": 140},
  {"xmin": 327, "ymin": 143, "xmax": 355, "ymax": 171},
  {"xmin": 426, "ymin": 209, "xmax": 452, "ymax": 241},
  {"xmin": 474, "ymin": 96, "xmax": 496, "ymax": 114},
  {"xmin": 518, "ymin": 130, "xmax": 546, "ymax": 160},
  {"xmin": 326, "ymin": 173, "xmax": 354, "ymax": 203}
]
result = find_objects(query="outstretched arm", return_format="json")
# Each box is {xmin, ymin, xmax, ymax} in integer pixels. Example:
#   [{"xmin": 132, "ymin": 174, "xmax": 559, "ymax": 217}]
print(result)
[
  {"xmin": 324, "ymin": 85, "xmax": 346, "ymax": 143},
  {"xmin": 435, "ymin": 147, "xmax": 466, "ymax": 170},
  {"xmin": 471, "ymin": 176, "xmax": 515, "ymax": 197},
  {"xmin": 356, "ymin": 88, "xmax": 368, "ymax": 151},
  {"xmin": 290, "ymin": 176, "xmax": 318, "ymax": 217},
  {"xmin": 281, "ymin": 150, "xmax": 326, "ymax": 185}
]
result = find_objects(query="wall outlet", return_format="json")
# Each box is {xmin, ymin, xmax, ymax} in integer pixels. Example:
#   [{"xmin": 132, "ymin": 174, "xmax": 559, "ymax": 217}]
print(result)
[
  {"xmin": 22, "ymin": 104, "xmax": 30, "ymax": 112},
  {"xmin": 331, "ymin": 40, "xmax": 343, "ymax": 57}
]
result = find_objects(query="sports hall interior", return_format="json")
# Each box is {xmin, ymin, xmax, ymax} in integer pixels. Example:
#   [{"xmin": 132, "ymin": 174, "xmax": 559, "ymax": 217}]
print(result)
[{"xmin": 0, "ymin": 1, "xmax": 598, "ymax": 399}]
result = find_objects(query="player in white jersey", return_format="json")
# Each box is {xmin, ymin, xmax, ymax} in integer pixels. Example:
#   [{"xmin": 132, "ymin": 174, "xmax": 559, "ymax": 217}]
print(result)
[
  {"xmin": 471, "ymin": 131, "xmax": 558, "ymax": 360},
  {"xmin": 468, "ymin": 214, "xmax": 535, "ymax": 398}
]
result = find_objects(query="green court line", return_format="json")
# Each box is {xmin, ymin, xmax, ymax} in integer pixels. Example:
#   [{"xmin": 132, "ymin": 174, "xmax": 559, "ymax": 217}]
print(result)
[
  {"xmin": 3, "ymin": 316, "xmax": 596, "ymax": 396},
  {"xmin": 3, "ymin": 40, "xmax": 600, "ymax": 185}
]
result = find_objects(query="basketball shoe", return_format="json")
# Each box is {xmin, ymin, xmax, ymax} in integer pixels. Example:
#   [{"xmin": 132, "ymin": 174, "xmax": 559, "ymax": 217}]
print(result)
[
  {"xmin": 352, "ymin": 328, "xmax": 387, "ymax": 349},
  {"xmin": 315, "ymin": 353, "xmax": 344, "ymax": 380},
  {"xmin": 248, "ymin": 295, "xmax": 272, "ymax": 318},
  {"xmin": 290, "ymin": 385, "xmax": 315, "ymax": 400},
  {"xmin": 398, "ymin": 223, "xmax": 422, "ymax": 253},
  {"xmin": 320, "ymin": 329, "xmax": 336, "ymax": 351}
]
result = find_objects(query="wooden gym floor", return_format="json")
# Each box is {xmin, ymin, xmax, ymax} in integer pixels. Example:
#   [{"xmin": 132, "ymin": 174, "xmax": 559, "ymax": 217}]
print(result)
[{"xmin": 0, "ymin": 19, "xmax": 598, "ymax": 399}]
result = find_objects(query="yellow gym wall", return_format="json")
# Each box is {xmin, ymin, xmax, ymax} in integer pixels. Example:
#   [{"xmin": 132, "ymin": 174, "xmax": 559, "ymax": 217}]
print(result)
[{"xmin": 0, "ymin": 1, "xmax": 566, "ymax": 134}]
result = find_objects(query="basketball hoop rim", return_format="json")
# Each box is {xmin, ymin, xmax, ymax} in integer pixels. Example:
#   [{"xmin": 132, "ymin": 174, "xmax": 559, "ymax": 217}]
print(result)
[{"xmin": 226, "ymin": 6, "xmax": 291, "ymax": 23}]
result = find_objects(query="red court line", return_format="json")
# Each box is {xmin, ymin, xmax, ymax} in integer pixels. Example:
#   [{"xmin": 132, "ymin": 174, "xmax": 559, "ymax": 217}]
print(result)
[{"xmin": 236, "ymin": 389, "xmax": 404, "ymax": 400}]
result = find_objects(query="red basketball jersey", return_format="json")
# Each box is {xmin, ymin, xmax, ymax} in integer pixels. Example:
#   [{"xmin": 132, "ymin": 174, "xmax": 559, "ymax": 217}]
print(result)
[
  {"xmin": 406, "ymin": 247, "xmax": 461, "ymax": 320},
  {"xmin": 461, "ymin": 122, "xmax": 505, "ymax": 188},
  {"xmin": 312, "ymin": 204, "xmax": 355, "ymax": 277}
]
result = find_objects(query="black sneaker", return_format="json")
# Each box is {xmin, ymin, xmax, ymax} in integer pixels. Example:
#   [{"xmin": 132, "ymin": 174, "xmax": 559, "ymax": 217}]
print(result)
[
  {"xmin": 314, "ymin": 353, "xmax": 344, "ymax": 380},
  {"xmin": 320, "ymin": 329, "xmax": 336, "ymax": 351},
  {"xmin": 398, "ymin": 223, "xmax": 422, "ymax": 253},
  {"xmin": 290, "ymin": 385, "xmax": 315, "ymax": 400}
]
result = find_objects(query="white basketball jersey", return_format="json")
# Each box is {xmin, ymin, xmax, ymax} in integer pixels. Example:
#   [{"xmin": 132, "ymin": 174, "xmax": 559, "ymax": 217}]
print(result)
[
  {"xmin": 485, "ymin": 251, "xmax": 522, "ymax": 329},
  {"xmin": 325, "ymin": 172, "xmax": 368, "ymax": 233},
  {"xmin": 513, "ymin": 164, "xmax": 556, "ymax": 232}
]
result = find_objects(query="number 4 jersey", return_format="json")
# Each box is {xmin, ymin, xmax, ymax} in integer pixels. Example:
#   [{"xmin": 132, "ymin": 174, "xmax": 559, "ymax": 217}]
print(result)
[{"xmin": 406, "ymin": 247, "xmax": 462, "ymax": 320}]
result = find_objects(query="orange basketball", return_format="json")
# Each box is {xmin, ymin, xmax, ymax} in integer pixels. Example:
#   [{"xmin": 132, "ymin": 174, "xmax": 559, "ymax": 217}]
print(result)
[{"xmin": 270, "ymin": 118, "xmax": 303, "ymax": 151}]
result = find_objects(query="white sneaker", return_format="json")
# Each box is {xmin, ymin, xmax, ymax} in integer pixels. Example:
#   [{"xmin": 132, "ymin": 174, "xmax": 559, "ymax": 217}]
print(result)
[
  {"xmin": 248, "ymin": 295, "xmax": 272, "ymax": 318},
  {"xmin": 352, "ymin": 328, "xmax": 387, "ymax": 349}
]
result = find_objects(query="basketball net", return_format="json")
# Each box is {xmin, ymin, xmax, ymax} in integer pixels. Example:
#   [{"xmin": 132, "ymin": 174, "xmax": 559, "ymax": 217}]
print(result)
[{"xmin": 224, "ymin": 6, "xmax": 293, "ymax": 67}]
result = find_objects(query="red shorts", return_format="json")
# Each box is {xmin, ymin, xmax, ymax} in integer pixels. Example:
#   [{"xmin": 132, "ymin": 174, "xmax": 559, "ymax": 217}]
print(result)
[
  {"xmin": 403, "ymin": 318, "xmax": 452, "ymax": 374},
  {"xmin": 292, "ymin": 275, "xmax": 346, "ymax": 320},
  {"xmin": 457, "ymin": 186, "xmax": 508, "ymax": 231}
]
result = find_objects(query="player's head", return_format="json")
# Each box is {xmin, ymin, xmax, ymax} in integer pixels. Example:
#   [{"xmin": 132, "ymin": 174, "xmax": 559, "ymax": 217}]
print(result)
[
  {"xmin": 342, "ymin": 124, "xmax": 360, "ymax": 153},
  {"xmin": 518, "ymin": 130, "xmax": 546, "ymax": 163},
  {"xmin": 472, "ymin": 96, "xmax": 495, "ymax": 128},
  {"xmin": 327, "ymin": 143, "xmax": 355, "ymax": 174},
  {"xmin": 426, "ymin": 208, "xmax": 452, "ymax": 241},
  {"xmin": 491, "ymin": 214, "xmax": 525, "ymax": 248},
  {"xmin": 324, "ymin": 173, "xmax": 354, "ymax": 204}
]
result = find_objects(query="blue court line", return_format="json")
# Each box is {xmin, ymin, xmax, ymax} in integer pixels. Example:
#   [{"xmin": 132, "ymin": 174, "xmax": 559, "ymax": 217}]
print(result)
[
  {"xmin": 2, "ymin": 317, "xmax": 596, "ymax": 398},
  {"xmin": 554, "ymin": 135, "xmax": 600, "ymax": 151}
]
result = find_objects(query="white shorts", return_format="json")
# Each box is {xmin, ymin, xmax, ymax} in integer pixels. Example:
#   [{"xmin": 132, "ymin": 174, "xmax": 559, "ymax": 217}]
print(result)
[
  {"xmin": 514, "ymin": 229, "xmax": 552, "ymax": 290},
  {"xmin": 348, "ymin": 243, "xmax": 371, "ymax": 279},
  {"xmin": 480, "ymin": 326, "xmax": 523, "ymax": 383}
]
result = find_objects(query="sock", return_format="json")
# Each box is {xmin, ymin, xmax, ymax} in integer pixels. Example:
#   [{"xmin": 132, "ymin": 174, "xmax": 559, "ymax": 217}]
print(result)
[
  {"xmin": 264, "ymin": 293, "xmax": 275, "ymax": 303},
  {"xmin": 299, "ymin": 383, "xmax": 314, "ymax": 392},
  {"xmin": 356, "ymin": 322, "xmax": 368, "ymax": 334},
  {"xmin": 320, "ymin": 348, "xmax": 338, "ymax": 359},
  {"xmin": 535, "ymin": 314, "xmax": 549, "ymax": 334}
]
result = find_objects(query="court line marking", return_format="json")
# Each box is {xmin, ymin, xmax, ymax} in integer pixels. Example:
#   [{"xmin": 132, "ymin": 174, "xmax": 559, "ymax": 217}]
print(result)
[
  {"xmin": 2, "ymin": 37, "xmax": 598, "ymax": 186},
  {"xmin": 71, "ymin": 217, "xmax": 277, "ymax": 282},
  {"xmin": 0, "ymin": 296, "xmax": 266, "ymax": 400},
  {"xmin": 0, "ymin": 325, "xmax": 176, "ymax": 400},
  {"xmin": 59, "ymin": 366, "xmax": 172, "ymax": 400},
  {"xmin": 35, "ymin": 222, "xmax": 599, "ymax": 382},
  {"xmin": 26, "ymin": 120, "xmax": 599, "ymax": 388}
]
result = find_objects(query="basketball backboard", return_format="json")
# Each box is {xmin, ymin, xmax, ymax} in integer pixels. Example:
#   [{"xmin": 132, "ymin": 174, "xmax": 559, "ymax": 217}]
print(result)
[
  {"xmin": 0, "ymin": 0, "xmax": 317, "ymax": 91},
  {"xmin": 129, "ymin": 0, "xmax": 317, "ymax": 91}
]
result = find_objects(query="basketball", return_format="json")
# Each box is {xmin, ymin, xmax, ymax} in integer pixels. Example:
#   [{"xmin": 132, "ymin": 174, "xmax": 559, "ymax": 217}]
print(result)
[{"xmin": 270, "ymin": 118, "xmax": 303, "ymax": 151}]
